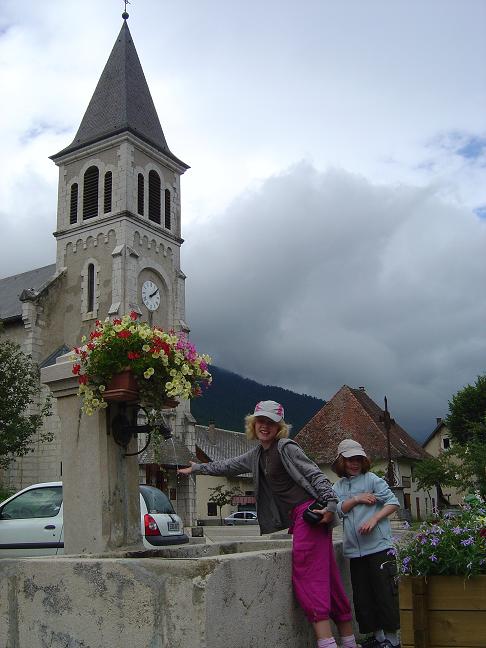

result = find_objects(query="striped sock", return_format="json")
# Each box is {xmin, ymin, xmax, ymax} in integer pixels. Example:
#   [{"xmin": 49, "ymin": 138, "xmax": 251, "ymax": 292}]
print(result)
[{"xmin": 341, "ymin": 634, "xmax": 358, "ymax": 648}]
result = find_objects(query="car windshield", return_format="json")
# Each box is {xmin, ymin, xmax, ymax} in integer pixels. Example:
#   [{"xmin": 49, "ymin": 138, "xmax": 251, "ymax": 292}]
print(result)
[{"xmin": 140, "ymin": 485, "xmax": 175, "ymax": 514}]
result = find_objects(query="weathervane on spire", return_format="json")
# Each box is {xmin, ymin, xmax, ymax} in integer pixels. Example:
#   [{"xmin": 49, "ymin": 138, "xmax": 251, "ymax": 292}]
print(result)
[{"xmin": 122, "ymin": 0, "xmax": 130, "ymax": 20}]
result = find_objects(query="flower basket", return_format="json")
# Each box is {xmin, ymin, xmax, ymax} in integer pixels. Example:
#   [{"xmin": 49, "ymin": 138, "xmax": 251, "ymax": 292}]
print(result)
[
  {"xmin": 394, "ymin": 495, "xmax": 486, "ymax": 648},
  {"xmin": 71, "ymin": 312, "xmax": 211, "ymax": 419},
  {"xmin": 103, "ymin": 369, "xmax": 140, "ymax": 402}
]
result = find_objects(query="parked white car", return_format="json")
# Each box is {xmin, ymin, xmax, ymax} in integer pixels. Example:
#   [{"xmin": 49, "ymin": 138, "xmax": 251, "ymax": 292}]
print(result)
[
  {"xmin": 0, "ymin": 481, "xmax": 188, "ymax": 557},
  {"xmin": 223, "ymin": 511, "xmax": 258, "ymax": 525}
]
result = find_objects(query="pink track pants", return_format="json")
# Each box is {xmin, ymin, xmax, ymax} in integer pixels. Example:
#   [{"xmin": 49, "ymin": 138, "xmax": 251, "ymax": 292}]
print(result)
[{"xmin": 290, "ymin": 499, "xmax": 352, "ymax": 624}]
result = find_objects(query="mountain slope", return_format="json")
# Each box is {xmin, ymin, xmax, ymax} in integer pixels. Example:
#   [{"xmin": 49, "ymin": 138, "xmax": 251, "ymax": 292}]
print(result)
[{"xmin": 190, "ymin": 366, "xmax": 325, "ymax": 436}]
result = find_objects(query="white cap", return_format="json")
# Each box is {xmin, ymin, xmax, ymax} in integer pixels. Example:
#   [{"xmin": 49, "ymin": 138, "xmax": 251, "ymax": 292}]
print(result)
[{"xmin": 253, "ymin": 400, "xmax": 284, "ymax": 423}]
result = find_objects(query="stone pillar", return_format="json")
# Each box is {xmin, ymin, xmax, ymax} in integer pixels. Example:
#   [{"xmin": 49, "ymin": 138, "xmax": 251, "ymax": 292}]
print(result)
[{"xmin": 41, "ymin": 355, "xmax": 143, "ymax": 554}]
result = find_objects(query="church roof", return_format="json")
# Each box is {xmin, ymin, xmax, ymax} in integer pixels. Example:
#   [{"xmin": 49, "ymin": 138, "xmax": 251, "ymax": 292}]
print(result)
[
  {"xmin": 0, "ymin": 264, "xmax": 56, "ymax": 321},
  {"xmin": 51, "ymin": 21, "xmax": 188, "ymax": 168},
  {"xmin": 295, "ymin": 385, "xmax": 429, "ymax": 464},
  {"xmin": 139, "ymin": 436, "xmax": 197, "ymax": 468}
]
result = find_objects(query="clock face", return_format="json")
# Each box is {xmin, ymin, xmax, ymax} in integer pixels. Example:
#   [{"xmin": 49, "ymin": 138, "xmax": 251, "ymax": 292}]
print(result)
[{"xmin": 141, "ymin": 280, "xmax": 161, "ymax": 312}]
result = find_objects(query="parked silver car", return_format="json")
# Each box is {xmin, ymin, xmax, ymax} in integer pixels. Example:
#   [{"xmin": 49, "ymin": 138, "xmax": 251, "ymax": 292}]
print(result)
[
  {"xmin": 0, "ymin": 481, "xmax": 188, "ymax": 557},
  {"xmin": 223, "ymin": 511, "xmax": 258, "ymax": 525}
]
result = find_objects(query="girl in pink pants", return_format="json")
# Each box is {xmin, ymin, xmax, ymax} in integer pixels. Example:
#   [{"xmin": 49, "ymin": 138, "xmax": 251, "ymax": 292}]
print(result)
[{"xmin": 179, "ymin": 400, "xmax": 358, "ymax": 648}]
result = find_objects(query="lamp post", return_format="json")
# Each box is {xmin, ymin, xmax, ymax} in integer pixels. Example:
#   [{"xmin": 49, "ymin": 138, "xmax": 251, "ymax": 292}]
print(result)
[{"xmin": 381, "ymin": 396, "xmax": 396, "ymax": 487}]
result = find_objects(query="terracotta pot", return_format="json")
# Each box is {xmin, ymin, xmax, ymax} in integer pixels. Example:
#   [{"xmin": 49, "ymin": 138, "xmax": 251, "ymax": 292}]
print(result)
[{"xmin": 103, "ymin": 369, "xmax": 139, "ymax": 402}]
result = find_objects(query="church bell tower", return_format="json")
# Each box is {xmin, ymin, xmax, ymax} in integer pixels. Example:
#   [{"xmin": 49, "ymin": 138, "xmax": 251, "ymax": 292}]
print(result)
[{"xmin": 49, "ymin": 15, "xmax": 196, "ymax": 525}]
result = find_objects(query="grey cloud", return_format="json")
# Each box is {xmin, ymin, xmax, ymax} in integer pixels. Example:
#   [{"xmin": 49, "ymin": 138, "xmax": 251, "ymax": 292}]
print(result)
[{"xmin": 183, "ymin": 163, "xmax": 486, "ymax": 439}]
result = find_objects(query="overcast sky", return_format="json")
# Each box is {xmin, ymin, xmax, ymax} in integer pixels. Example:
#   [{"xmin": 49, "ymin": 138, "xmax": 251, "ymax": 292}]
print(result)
[{"xmin": 1, "ymin": 0, "xmax": 485, "ymax": 440}]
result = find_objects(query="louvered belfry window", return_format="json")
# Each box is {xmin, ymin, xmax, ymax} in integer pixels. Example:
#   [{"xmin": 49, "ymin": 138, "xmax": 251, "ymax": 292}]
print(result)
[
  {"xmin": 70, "ymin": 183, "xmax": 78, "ymax": 224},
  {"xmin": 164, "ymin": 188, "xmax": 171, "ymax": 229},
  {"xmin": 104, "ymin": 171, "xmax": 112, "ymax": 213},
  {"xmin": 137, "ymin": 173, "xmax": 144, "ymax": 215},
  {"xmin": 83, "ymin": 166, "xmax": 99, "ymax": 220},
  {"xmin": 87, "ymin": 263, "xmax": 95, "ymax": 312},
  {"xmin": 148, "ymin": 170, "xmax": 161, "ymax": 223}
]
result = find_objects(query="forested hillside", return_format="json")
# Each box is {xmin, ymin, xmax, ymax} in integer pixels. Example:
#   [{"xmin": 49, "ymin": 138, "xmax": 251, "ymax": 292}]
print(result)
[{"xmin": 191, "ymin": 366, "xmax": 325, "ymax": 436}]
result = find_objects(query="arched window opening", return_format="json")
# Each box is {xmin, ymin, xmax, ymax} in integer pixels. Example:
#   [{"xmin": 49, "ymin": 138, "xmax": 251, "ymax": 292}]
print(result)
[
  {"xmin": 70, "ymin": 183, "xmax": 78, "ymax": 224},
  {"xmin": 87, "ymin": 263, "xmax": 95, "ymax": 313},
  {"xmin": 83, "ymin": 166, "xmax": 99, "ymax": 220},
  {"xmin": 137, "ymin": 173, "xmax": 144, "ymax": 216},
  {"xmin": 164, "ymin": 188, "xmax": 171, "ymax": 229},
  {"xmin": 148, "ymin": 170, "xmax": 161, "ymax": 224},
  {"xmin": 103, "ymin": 171, "xmax": 112, "ymax": 213}
]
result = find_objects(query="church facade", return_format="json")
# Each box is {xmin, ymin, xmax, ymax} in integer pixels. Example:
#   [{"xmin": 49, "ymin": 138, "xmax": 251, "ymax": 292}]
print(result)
[{"xmin": 0, "ymin": 19, "xmax": 198, "ymax": 525}]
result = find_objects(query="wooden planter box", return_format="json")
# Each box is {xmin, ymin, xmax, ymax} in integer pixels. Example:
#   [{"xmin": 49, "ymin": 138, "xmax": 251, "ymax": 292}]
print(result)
[{"xmin": 400, "ymin": 575, "xmax": 486, "ymax": 648}]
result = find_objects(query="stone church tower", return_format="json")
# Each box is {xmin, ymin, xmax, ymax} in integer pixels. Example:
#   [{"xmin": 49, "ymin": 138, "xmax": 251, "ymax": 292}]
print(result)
[{"xmin": 0, "ymin": 17, "xmax": 197, "ymax": 525}]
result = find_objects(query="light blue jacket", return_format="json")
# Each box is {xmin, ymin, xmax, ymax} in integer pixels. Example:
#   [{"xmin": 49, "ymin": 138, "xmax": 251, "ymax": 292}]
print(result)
[{"xmin": 333, "ymin": 472, "xmax": 399, "ymax": 558}]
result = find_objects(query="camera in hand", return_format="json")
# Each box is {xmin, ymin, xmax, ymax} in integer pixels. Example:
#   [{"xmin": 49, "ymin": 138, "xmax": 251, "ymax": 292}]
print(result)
[{"xmin": 303, "ymin": 500, "xmax": 328, "ymax": 525}]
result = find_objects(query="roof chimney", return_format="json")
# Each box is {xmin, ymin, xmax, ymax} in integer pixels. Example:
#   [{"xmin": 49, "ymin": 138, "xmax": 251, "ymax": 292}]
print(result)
[
  {"xmin": 359, "ymin": 386, "xmax": 365, "ymax": 391},
  {"xmin": 436, "ymin": 417, "xmax": 442, "ymax": 424},
  {"xmin": 208, "ymin": 421, "xmax": 216, "ymax": 445}
]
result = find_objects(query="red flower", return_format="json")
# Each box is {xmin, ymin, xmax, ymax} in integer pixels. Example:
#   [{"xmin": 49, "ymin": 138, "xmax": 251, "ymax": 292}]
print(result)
[
  {"xmin": 130, "ymin": 311, "xmax": 138, "ymax": 321},
  {"xmin": 78, "ymin": 374, "xmax": 88, "ymax": 385},
  {"xmin": 113, "ymin": 318, "xmax": 122, "ymax": 325},
  {"xmin": 95, "ymin": 320, "xmax": 101, "ymax": 326},
  {"xmin": 87, "ymin": 342, "xmax": 95, "ymax": 351},
  {"xmin": 72, "ymin": 364, "xmax": 81, "ymax": 375},
  {"xmin": 90, "ymin": 330, "xmax": 102, "ymax": 339},
  {"xmin": 127, "ymin": 351, "xmax": 141, "ymax": 360},
  {"xmin": 160, "ymin": 342, "xmax": 171, "ymax": 355},
  {"xmin": 480, "ymin": 528, "xmax": 486, "ymax": 538},
  {"xmin": 116, "ymin": 330, "xmax": 131, "ymax": 339}
]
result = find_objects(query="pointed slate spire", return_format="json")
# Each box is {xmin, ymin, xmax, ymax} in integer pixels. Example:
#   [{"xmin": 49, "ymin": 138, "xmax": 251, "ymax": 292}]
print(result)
[{"xmin": 52, "ymin": 21, "xmax": 187, "ymax": 167}]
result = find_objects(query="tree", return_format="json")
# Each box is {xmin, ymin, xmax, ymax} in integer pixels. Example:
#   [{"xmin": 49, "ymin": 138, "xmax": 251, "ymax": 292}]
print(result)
[
  {"xmin": 446, "ymin": 374, "xmax": 486, "ymax": 444},
  {"xmin": 0, "ymin": 339, "xmax": 52, "ymax": 469},
  {"xmin": 207, "ymin": 484, "xmax": 243, "ymax": 525}
]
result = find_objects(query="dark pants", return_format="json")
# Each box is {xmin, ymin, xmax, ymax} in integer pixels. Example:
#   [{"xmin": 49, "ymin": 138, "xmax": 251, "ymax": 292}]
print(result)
[{"xmin": 350, "ymin": 549, "xmax": 400, "ymax": 634}]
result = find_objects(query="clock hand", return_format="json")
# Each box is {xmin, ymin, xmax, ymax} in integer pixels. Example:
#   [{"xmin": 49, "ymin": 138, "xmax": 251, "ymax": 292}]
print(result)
[{"xmin": 149, "ymin": 288, "xmax": 159, "ymax": 298}]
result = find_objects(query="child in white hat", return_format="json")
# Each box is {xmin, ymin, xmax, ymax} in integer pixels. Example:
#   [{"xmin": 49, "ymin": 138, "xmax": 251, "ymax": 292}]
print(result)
[{"xmin": 332, "ymin": 439, "xmax": 401, "ymax": 648}]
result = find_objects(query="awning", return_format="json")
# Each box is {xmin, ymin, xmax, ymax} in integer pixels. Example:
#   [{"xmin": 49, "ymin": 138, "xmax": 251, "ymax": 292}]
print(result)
[{"xmin": 231, "ymin": 495, "xmax": 256, "ymax": 505}]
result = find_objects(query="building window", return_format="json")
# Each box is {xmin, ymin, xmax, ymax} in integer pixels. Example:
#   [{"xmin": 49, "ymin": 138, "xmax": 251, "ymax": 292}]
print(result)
[
  {"xmin": 442, "ymin": 437, "xmax": 451, "ymax": 450},
  {"xmin": 148, "ymin": 170, "xmax": 161, "ymax": 223},
  {"xmin": 70, "ymin": 183, "xmax": 78, "ymax": 224},
  {"xmin": 207, "ymin": 503, "xmax": 217, "ymax": 516},
  {"xmin": 164, "ymin": 188, "xmax": 171, "ymax": 229},
  {"xmin": 402, "ymin": 476, "xmax": 411, "ymax": 488},
  {"xmin": 83, "ymin": 166, "xmax": 99, "ymax": 219},
  {"xmin": 137, "ymin": 173, "xmax": 144, "ymax": 216},
  {"xmin": 103, "ymin": 171, "xmax": 112, "ymax": 213},
  {"xmin": 87, "ymin": 264, "xmax": 95, "ymax": 312}
]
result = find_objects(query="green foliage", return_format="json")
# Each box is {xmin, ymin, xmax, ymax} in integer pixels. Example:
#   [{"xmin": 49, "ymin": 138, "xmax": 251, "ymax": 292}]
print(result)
[
  {"xmin": 446, "ymin": 374, "xmax": 486, "ymax": 444},
  {"xmin": 208, "ymin": 484, "xmax": 243, "ymax": 524},
  {"xmin": 393, "ymin": 498, "xmax": 486, "ymax": 577},
  {"xmin": 0, "ymin": 485, "xmax": 15, "ymax": 502},
  {"xmin": 0, "ymin": 340, "xmax": 52, "ymax": 469}
]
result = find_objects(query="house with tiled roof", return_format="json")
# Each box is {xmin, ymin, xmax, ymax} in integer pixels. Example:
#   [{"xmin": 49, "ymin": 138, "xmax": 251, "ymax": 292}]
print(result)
[{"xmin": 295, "ymin": 385, "xmax": 436, "ymax": 520}]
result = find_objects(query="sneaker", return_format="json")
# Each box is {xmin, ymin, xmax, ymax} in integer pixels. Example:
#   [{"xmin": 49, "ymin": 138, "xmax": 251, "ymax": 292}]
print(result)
[{"xmin": 359, "ymin": 638, "xmax": 381, "ymax": 648}]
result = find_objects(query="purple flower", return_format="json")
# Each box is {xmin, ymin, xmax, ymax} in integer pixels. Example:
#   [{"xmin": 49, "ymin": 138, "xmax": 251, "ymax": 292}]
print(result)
[
  {"xmin": 387, "ymin": 548, "xmax": 397, "ymax": 556},
  {"xmin": 430, "ymin": 536, "xmax": 440, "ymax": 546},
  {"xmin": 461, "ymin": 536, "xmax": 474, "ymax": 547},
  {"xmin": 429, "ymin": 554, "xmax": 438, "ymax": 562},
  {"xmin": 452, "ymin": 526, "xmax": 463, "ymax": 535}
]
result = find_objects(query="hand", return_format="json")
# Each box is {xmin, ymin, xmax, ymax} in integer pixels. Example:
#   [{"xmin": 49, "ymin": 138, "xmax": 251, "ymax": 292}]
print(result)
[
  {"xmin": 359, "ymin": 516, "xmax": 378, "ymax": 534},
  {"xmin": 319, "ymin": 511, "xmax": 335, "ymax": 525},
  {"xmin": 177, "ymin": 461, "xmax": 197, "ymax": 475},
  {"xmin": 149, "ymin": 288, "xmax": 159, "ymax": 298},
  {"xmin": 354, "ymin": 492, "xmax": 377, "ymax": 505}
]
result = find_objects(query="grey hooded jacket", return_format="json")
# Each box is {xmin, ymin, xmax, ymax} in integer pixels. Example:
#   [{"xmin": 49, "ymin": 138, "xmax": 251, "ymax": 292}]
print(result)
[{"xmin": 191, "ymin": 438, "xmax": 338, "ymax": 534}]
